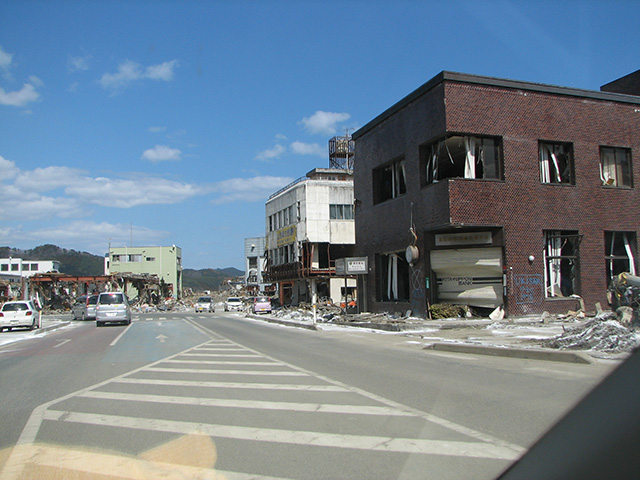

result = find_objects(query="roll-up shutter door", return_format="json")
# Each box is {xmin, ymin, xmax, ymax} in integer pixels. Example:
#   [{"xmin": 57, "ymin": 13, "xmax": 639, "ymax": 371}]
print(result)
[{"xmin": 430, "ymin": 247, "xmax": 503, "ymax": 308}]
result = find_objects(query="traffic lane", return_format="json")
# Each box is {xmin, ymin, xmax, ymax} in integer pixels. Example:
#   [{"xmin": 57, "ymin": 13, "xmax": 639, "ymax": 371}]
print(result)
[
  {"xmin": 194, "ymin": 311, "xmax": 610, "ymax": 448},
  {"xmin": 0, "ymin": 315, "xmax": 209, "ymax": 450}
]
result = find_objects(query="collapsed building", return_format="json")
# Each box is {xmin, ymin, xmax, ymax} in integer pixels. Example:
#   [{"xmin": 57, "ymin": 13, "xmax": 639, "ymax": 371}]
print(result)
[{"xmin": 27, "ymin": 272, "xmax": 164, "ymax": 311}]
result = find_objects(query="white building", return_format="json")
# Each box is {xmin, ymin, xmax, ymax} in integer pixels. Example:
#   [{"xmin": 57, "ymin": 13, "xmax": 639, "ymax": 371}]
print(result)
[
  {"xmin": 244, "ymin": 237, "xmax": 270, "ymax": 295},
  {"xmin": 265, "ymin": 168, "xmax": 356, "ymax": 306},
  {"xmin": 0, "ymin": 258, "xmax": 60, "ymax": 278}
]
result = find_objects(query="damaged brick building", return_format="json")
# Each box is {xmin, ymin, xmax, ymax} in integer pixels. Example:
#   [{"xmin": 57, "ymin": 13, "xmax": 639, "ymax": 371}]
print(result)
[{"xmin": 353, "ymin": 70, "xmax": 640, "ymax": 318}]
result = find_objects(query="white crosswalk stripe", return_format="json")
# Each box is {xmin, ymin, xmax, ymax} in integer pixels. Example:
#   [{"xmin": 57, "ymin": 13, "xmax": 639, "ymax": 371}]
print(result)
[{"xmin": 3, "ymin": 336, "xmax": 524, "ymax": 479}]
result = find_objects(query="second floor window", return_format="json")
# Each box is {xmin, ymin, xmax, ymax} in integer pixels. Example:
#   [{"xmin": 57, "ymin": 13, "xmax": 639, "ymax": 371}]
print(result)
[
  {"xmin": 330, "ymin": 204, "xmax": 354, "ymax": 219},
  {"xmin": 421, "ymin": 134, "xmax": 502, "ymax": 185},
  {"xmin": 373, "ymin": 158, "xmax": 406, "ymax": 204},
  {"xmin": 600, "ymin": 146, "xmax": 632, "ymax": 188},
  {"xmin": 540, "ymin": 141, "xmax": 574, "ymax": 184}
]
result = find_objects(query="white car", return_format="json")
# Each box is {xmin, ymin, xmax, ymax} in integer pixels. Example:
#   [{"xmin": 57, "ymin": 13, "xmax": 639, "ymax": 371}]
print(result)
[
  {"xmin": 194, "ymin": 296, "xmax": 215, "ymax": 313},
  {"xmin": 0, "ymin": 300, "xmax": 41, "ymax": 331},
  {"xmin": 224, "ymin": 297, "xmax": 243, "ymax": 312}
]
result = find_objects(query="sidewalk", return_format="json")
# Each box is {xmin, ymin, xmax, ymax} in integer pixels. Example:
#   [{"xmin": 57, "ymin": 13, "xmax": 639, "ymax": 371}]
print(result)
[
  {"xmin": 246, "ymin": 310, "xmax": 637, "ymax": 364},
  {"xmin": 0, "ymin": 315, "xmax": 72, "ymax": 348}
]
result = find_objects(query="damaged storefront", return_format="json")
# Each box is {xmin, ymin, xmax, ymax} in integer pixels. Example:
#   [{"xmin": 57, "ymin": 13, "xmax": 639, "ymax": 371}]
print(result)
[{"xmin": 426, "ymin": 229, "xmax": 505, "ymax": 315}]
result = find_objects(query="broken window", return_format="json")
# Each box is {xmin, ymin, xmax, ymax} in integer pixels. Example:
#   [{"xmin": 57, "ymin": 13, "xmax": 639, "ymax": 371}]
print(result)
[
  {"xmin": 539, "ymin": 141, "xmax": 574, "ymax": 184},
  {"xmin": 373, "ymin": 158, "xmax": 406, "ymax": 203},
  {"xmin": 600, "ymin": 146, "xmax": 632, "ymax": 188},
  {"xmin": 544, "ymin": 230, "xmax": 581, "ymax": 298},
  {"xmin": 421, "ymin": 134, "xmax": 502, "ymax": 185},
  {"xmin": 605, "ymin": 232, "xmax": 636, "ymax": 285},
  {"xmin": 377, "ymin": 251, "xmax": 410, "ymax": 302}
]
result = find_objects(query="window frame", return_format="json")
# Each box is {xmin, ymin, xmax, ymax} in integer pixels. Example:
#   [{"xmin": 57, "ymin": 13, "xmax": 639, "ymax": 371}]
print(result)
[
  {"xmin": 600, "ymin": 146, "xmax": 632, "ymax": 188},
  {"xmin": 420, "ymin": 133, "xmax": 503, "ymax": 186},
  {"xmin": 373, "ymin": 157, "xmax": 407, "ymax": 204},
  {"xmin": 543, "ymin": 230, "xmax": 582, "ymax": 298},
  {"xmin": 605, "ymin": 231, "xmax": 637, "ymax": 286},
  {"xmin": 376, "ymin": 251, "xmax": 410, "ymax": 302},
  {"xmin": 539, "ymin": 140, "xmax": 575, "ymax": 185}
]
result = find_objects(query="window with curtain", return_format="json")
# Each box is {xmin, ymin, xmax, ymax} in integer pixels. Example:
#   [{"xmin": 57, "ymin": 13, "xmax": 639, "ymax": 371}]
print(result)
[
  {"xmin": 539, "ymin": 141, "xmax": 574, "ymax": 184},
  {"xmin": 544, "ymin": 230, "xmax": 581, "ymax": 298},
  {"xmin": 600, "ymin": 146, "xmax": 632, "ymax": 188},
  {"xmin": 377, "ymin": 251, "xmax": 410, "ymax": 301},
  {"xmin": 329, "ymin": 204, "xmax": 354, "ymax": 219},
  {"xmin": 605, "ymin": 232, "xmax": 637, "ymax": 285},
  {"xmin": 420, "ymin": 134, "xmax": 502, "ymax": 185},
  {"xmin": 373, "ymin": 158, "xmax": 406, "ymax": 204}
]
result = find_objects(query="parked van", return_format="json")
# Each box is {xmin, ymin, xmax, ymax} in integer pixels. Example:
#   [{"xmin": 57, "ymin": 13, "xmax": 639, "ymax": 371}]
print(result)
[
  {"xmin": 71, "ymin": 294, "xmax": 99, "ymax": 321},
  {"xmin": 96, "ymin": 292, "xmax": 131, "ymax": 326}
]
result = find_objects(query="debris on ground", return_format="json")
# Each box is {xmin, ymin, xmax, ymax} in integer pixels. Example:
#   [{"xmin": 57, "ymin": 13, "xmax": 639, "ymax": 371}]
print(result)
[{"xmin": 543, "ymin": 312, "xmax": 640, "ymax": 353}]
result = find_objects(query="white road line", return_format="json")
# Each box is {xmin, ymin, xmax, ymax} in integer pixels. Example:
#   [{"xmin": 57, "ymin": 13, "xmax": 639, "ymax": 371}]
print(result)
[
  {"xmin": 180, "ymin": 352, "xmax": 264, "ymax": 358},
  {"xmin": 145, "ymin": 366, "xmax": 307, "ymax": 376},
  {"xmin": 79, "ymin": 390, "xmax": 416, "ymax": 416},
  {"xmin": 109, "ymin": 323, "xmax": 133, "ymax": 346},
  {"xmin": 53, "ymin": 339, "xmax": 72, "ymax": 348},
  {"xmin": 164, "ymin": 359, "xmax": 282, "ymax": 366},
  {"xmin": 114, "ymin": 377, "xmax": 348, "ymax": 392},
  {"xmin": 42, "ymin": 409, "xmax": 521, "ymax": 460}
]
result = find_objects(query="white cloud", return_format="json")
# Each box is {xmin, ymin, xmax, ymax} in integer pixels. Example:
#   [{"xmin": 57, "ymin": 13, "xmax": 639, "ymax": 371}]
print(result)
[
  {"xmin": 255, "ymin": 144, "xmax": 286, "ymax": 161},
  {"xmin": 1, "ymin": 221, "xmax": 168, "ymax": 256},
  {"xmin": 0, "ymin": 81, "xmax": 40, "ymax": 107},
  {"xmin": 0, "ymin": 161, "xmax": 205, "ymax": 220},
  {"xmin": 148, "ymin": 126, "xmax": 166, "ymax": 133},
  {"xmin": 67, "ymin": 54, "xmax": 91, "ymax": 72},
  {"xmin": 141, "ymin": 145, "xmax": 182, "ymax": 162},
  {"xmin": 100, "ymin": 59, "xmax": 178, "ymax": 90},
  {"xmin": 212, "ymin": 176, "xmax": 294, "ymax": 204},
  {"xmin": 0, "ymin": 45, "xmax": 13, "ymax": 70},
  {"xmin": 290, "ymin": 141, "xmax": 325, "ymax": 157},
  {"xmin": 66, "ymin": 176, "xmax": 202, "ymax": 208},
  {"xmin": 300, "ymin": 111, "xmax": 351, "ymax": 135},
  {"xmin": 0, "ymin": 155, "xmax": 19, "ymax": 181}
]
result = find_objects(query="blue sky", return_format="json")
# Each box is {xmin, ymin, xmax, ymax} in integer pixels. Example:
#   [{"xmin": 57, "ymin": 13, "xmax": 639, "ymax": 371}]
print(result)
[{"xmin": 0, "ymin": 0, "xmax": 637, "ymax": 270}]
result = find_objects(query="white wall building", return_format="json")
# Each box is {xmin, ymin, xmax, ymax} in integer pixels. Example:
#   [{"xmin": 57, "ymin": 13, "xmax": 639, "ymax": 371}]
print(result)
[
  {"xmin": 265, "ymin": 168, "xmax": 356, "ymax": 306},
  {"xmin": 244, "ymin": 237, "xmax": 270, "ymax": 295},
  {"xmin": 0, "ymin": 258, "xmax": 60, "ymax": 278}
]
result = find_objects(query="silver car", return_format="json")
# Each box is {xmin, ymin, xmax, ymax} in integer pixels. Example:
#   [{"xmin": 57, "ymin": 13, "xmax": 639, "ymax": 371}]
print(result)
[
  {"xmin": 71, "ymin": 294, "xmax": 99, "ymax": 321},
  {"xmin": 96, "ymin": 292, "xmax": 131, "ymax": 326}
]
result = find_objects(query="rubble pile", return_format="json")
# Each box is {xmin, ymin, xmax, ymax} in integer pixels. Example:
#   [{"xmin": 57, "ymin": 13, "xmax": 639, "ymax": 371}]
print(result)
[{"xmin": 544, "ymin": 313, "xmax": 640, "ymax": 353}]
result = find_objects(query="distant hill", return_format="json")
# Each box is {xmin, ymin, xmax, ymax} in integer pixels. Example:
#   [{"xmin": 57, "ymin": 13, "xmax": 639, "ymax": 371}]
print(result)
[
  {"xmin": 0, "ymin": 244, "xmax": 104, "ymax": 276},
  {"xmin": 182, "ymin": 267, "xmax": 244, "ymax": 292},
  {"xmin": 0, "ymin": 245, "xmax": 244, "ymax": 291}
]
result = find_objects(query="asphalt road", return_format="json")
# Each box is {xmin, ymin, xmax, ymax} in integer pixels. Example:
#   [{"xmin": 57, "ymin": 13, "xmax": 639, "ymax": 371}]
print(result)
[{"xmin": 0, "ymin": 310, "xmax": 615, "ymax": 480}]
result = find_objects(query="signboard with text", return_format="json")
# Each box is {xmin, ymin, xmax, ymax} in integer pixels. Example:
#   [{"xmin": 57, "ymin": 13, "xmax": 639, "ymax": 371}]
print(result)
[{"xmin": 335, "ymin": 257, "xmax": 368, "ymax": 275}]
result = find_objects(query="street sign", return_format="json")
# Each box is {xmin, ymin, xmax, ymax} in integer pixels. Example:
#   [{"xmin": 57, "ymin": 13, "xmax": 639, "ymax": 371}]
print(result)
[{"xmin": 336, "ymin": 257, "xmax": 368, "ymax": 275}]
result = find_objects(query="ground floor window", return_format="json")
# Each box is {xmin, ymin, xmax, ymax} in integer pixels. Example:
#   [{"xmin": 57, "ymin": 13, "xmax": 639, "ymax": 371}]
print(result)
[
  {"xmin": 544, "ymin": 230, "xmax": 581, "ymax": 298},
  {"xmin": 605, "ymin": 232, "xmax": 637, "ymax": 284},
  {"xmin": 377, "ymin": 251, "xmax": 410, "ymax": 301}
]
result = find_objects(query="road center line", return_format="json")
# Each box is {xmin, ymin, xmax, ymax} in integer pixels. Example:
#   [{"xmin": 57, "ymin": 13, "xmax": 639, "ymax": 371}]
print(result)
[{"xmin": 109, "ymin": 324, "xmax": 133, "ymax": 346}]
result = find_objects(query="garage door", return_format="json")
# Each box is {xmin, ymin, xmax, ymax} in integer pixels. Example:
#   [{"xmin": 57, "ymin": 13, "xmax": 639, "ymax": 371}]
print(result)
[{"xmin": 430, "ymin": 247, "xmax": 503, "ymax": 308}]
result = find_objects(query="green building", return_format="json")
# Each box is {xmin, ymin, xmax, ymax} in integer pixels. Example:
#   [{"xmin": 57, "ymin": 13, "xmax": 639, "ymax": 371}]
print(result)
[{"xmin": 106, "ymin": 246, "xmax": 182, "ymax": 299}]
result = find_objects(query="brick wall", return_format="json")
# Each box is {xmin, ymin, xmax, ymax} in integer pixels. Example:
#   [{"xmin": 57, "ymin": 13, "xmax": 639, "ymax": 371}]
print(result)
[{"xmin": 354, "ymin": 75, "xmax": 640, "ymax": 317}]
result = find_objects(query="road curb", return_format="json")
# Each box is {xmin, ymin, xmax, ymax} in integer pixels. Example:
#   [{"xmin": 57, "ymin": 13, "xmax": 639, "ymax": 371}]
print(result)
[
  {"xmin": 246, "ymin": 314, "xmax": 317, "ymax": 330},
  {"xmin": 425, "ymin": 342, "xmax": 593, "ymax": 364}
]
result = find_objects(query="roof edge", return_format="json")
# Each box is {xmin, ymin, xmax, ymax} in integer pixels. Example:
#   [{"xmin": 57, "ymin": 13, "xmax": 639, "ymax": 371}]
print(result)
[{"xmin": 353, "ymin": 71, "xmax": 640, "ymax": 139}]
